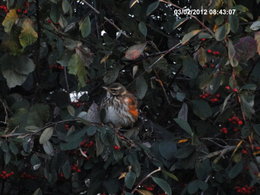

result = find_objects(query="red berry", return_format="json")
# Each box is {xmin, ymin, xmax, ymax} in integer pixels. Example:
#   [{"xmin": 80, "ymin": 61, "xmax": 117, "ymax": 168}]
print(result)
[
  {"xmin": 23, "ymin": 9, "xmax": 28, "ymax": 14},
  {"xmin": 233, "ymin": 88, "xmax": 238, "ymax": 92},
  {"xmin": 225, "ymin": 86, "xmax": 231, "ymax": 90},
  {"xmin": 2, "ymin": 171, "xmax": 6, "ymax": 174},
  {"xmin": 207, "ymin": 49, "xmax": 212, "ymax": 53},
  {"xmin": 238, "ymin": 120, "xmax": 243, "ymax": 125},
  {"xmin": 201, "ymin": 38, "xmax": 206, "ymax": 41},
  {"xmin": 210, "ymin": 64, "xmax": 215, "ymax": 68},
  {"xmin": 113, "ymin": 145, "xmax": 120, "ymax": 150},
  {"xmin": 241, "ymin": 149, "xmax": 248, "ymax": 154}
]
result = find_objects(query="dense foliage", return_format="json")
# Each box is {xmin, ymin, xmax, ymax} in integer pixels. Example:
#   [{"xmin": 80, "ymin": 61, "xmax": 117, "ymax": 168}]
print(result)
[{"xmin": 0, "ymin": 0, "xmax": 260, "ymax": 194}]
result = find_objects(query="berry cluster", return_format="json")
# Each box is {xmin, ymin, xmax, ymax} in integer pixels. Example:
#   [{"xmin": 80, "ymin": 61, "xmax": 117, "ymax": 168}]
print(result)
[
  {"xmin": 199, "ymin": 93, "xmax": 221, "ymax": 103},
  {"xmin": 0, "ymin": 5, "xmax": 8, "ymax": 13},
  {"xmin": 207, "ymin": 49, "xmax": 220, "ymax": 55},
  {"xmin": 80, "ymin": 140, "xmax": 94, "ymax": 148},
  {"xmin": 143, "ymin": 184, "xmax": 155, "ymax": 191},
  {"xmin": 219, "ymin": 115, "xmax": 244, "ymax": 134},
  {"xmin": 0, "ymin": 170, "xmax": 14, "ymax": 179},
  {"xmin": 234, "ymin": 185, "xmax": 255, "ymax": 194},
  {"xmin": 225, "ymin": 85, "xmax": 239, "ymax": 92},
  {"xmin": 71, "ymin": 101, "xmax": 86, "ymax": 107},
  {"xmin": 17, "ymin": 8, "xmax": 28, "ymax": 14},
  {"xmin": 71, "ymin": 164, "xmax": 81, "ymax": 173},
  {"xmin": 49, "ymin": 64, "xmax": 64, "ymax": 70}
]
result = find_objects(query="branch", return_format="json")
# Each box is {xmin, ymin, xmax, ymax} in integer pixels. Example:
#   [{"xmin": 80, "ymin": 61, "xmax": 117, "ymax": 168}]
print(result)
[
  {"xmin": 131, "ymin": 167, "xmax": 161, "ymax": 193},
  {"xmin": 0, "ymin": 98, "xmax": 8, "ymax": 125},
  {"xmin": 200, "ymin": 146, "xmax": 236, "ymax": 161},
  {"xmin": 81, "ymin": 0, "xmax": 130, "ymax": 38}
]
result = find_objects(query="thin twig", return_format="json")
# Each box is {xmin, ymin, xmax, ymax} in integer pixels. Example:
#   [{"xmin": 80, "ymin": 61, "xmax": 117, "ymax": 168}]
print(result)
[
  {"xmin": 81, "ymin": 0, "xmax": 130, "ymax": 38},
  {"xmin": 0, "ymin": 98, "xmax": 8, "ymax": 124},
  {"xmin": 131, "ymin": 167, "xmax": 161, "ymax": 193},
  {"xmin": 64, "ymin": 67, "xmax": 70, "ymax": 91},
  {"xmin": 200, "ymin": 146, "xmax": 236, "ymax": 161}
]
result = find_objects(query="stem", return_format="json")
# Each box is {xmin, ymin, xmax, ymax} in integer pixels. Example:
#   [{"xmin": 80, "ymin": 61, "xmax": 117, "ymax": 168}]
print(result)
[{"xmin": 131, "ymin": 167, "xmax": 161, "ymax": 193}]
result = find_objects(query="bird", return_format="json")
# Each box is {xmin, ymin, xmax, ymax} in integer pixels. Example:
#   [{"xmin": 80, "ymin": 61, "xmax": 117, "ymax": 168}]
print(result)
[{"xmin": 100, "ymin": 83, "xmax": 139, "ymax": 128}]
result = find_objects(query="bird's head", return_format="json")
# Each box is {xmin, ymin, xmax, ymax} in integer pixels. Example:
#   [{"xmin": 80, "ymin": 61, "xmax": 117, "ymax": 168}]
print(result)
[{"xmin": 103, "ymin": 83, "xmax": 127, "ymax": 96}]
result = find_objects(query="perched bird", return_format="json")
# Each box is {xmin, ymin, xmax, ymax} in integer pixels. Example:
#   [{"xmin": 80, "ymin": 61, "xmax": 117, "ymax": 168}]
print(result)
[{"xmin": 100, "ymin": 83, "xmax": 138, "ymax": 128}]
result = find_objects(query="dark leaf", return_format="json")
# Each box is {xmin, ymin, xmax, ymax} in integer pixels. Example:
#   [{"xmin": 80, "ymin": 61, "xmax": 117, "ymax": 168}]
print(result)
[
  {"xmin": 80, "ymin": 16, "xmax": 91, "ymax": 38},
  {"xmin": 159, "ymin": 141, "xmax": 177, "ymax": 160},
  {"xmin": 174, "ymin": 118, "xmax": 193, "ymax": 136},
  {"xmin": 138, "ymin": 22, "xmax": 147, "ymax": 37},
  {"xmin": 152, "ymin": 176, "xmax": 172, "ymax": 195},
  {"xmin": 135, "ymin": 76, "xmax": 148, "ymax": 99},
  {"xmin": 146, "ymin": 1, "xmax": 160, "ymax": 16},
  {"xmin": 192, "ymin": 100, "xmax": 212, "ymax": 120},
  {"xmin": 125, "ymin": 171, "xmax": 136, "ymax": 189},
  {"xmin": 228, "ymin": 161, "xmax": 243, "ymax": 179},
  {"xmin": 215, "ymin": 23, "xmax": 230, "ymax": 41},
  {"xmin": 39, "ymin": 127, "xmax": 54, "ymax": 144}
]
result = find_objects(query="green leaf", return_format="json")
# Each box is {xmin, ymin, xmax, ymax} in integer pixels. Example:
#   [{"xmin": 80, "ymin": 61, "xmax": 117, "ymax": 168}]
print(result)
[
  {"xmin": 125, "ymin": 171, "xmax": 136, "ymax": 189},
  {"xmin": 187, "ymin": 180, "xmax": 200, "ymax": 194},
  {"xmin": 2, "ymin": 9, "xmax": 18, "ymax": 33},
  {"xmin": 146, "ymin": 1, "xmax": 160, "ymax": 16},
  {"xmin": 228, "ymin": 161, "xmax": 243, "ymax": 179},
  {"xmin": 181, "ymin": 29, "xmax": 201, "ymax": 45},
  {"xmin": 9, "ymin": 142, "xmax": 18, "ymax": 155},
  {"xmin": 30, "ymin": 154, "xmax": 41, "ymax": 166},
  {"xmin": 175, "ymin": 145, "xmax": 194, "ymax": 159},
  {"xmin": 159, "ymin": 141, "xmax": 177, "ymax": 160},
  {"xmin": 39, "ymin": 127, "xmax": 54, "ymax": 144},
  {"xmin": 50, "ymin": 5, "xmax": 60, "ymax": 23},
  {"xmin": 19, "ymin": 19, "xmax": 38, "ymax": 48},
  {"xmin": 182, "ymin": 57, "xmax": 199, "ymax": 79},
  {"xmin": 62, "ymin": 0, "xmax": 71, "ymax": 14},
  {"xmin": 241, "ymin": 84, "xmax": 257, "ymax": 90},
  {"xmin": 0, "ymin": 55, "xmax": 35, "ymax": 88},
  {"xmin": 229, "ymin": 15, "xmax": 239, "ymax": 33},
  {"xmin": 239, "ymin": 92, "xmax": 255, "ymax": 119},
  {"xmin": 152, "ymin": 177, "xmax": 172, "ymax": 195},
  {"xmin": 4, "ymin": 152, "xmax": 11, "ymax": 165},
  {"xmin": 162, "ymin": 169, "xmax": 179, "ymax": 181},
  {"xmin": 253, "ymin": 124, "xmax": 260, "ymax": 136},
  {"xmin": 215, "ymin": 23, "xmax": 230, "ymax": 41},
  {"xmin": 174, "ymin": 118, "xmax": 193, "ymax": 136},
  {"xmin": 68, "ymin": 53, "xmax": 88, "ymax": 87},
  {"xmin": 86, "ymin": 126, "xmax": 97, "ymax": 136},
  {"xmin": 62, "ymin": 160, "xmax": 71, "ymax": 179},
  {"xmin": 33, "ymin": 188, "xmax": 42, "ymax": 195},
  {"xmin": 43, "ymin": 141, "xmax": 54, "ymax": 156},
  {"xmin": 67, "ymin": 105, "xmax": 75, "ymax": 116},
  {"xmin": 103, "ymin": 67, "xmax": 120, "ymax": 84},
  {"xmin": 250, "ymin": 21, "xmax": 260, "ymax": 31},
  {"xmin": 80, "ymin": 16, "xmax": 91, "ymax": 38},
  {"xmin": 138, "ymin": 22, "xmax": 147, "ymax": 37},
  {"xmin": 135, "ymin": 76, "xmax": 148, "ymax": 99},
  {"xmin": 228, "ymin": 39, "xmax": 238, "ymax": 67},
  {"xmin": 192, "ymin": 100, "xmax": 212, "ymax": 120}
]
